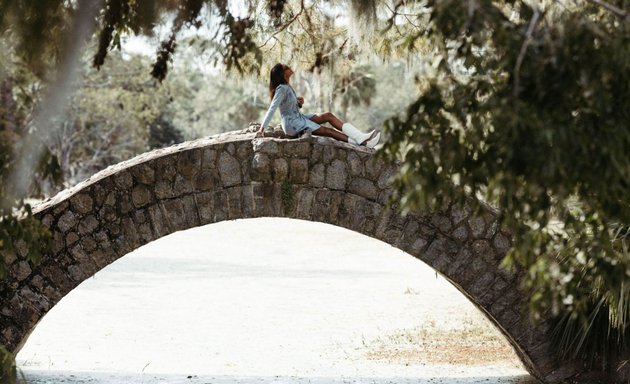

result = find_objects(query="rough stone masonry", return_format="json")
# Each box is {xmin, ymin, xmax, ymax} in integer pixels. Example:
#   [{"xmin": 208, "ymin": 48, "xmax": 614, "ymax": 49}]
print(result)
[{"xmin": 0, "ymin": 127, "xmax": 593, "ymax": 383}]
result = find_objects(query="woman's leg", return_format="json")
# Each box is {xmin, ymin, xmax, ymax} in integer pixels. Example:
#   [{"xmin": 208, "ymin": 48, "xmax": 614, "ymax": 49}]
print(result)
[
  {"xmin": 311, "ymin": 126, "xmax": 349, "ymax": 142},
  {"xmin": 308, "ymin": 112, "xmax": 344, "ymax": 130}
]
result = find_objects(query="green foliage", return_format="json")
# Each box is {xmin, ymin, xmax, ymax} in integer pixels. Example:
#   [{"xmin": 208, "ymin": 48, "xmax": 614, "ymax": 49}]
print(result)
[
  {"xmin": 281, "ymin": 181, "xmax": 295, "ymax": 214},
  {"xmin": 0, "ymin": 204, "xmax": 51, "ymax": 280},
  {"xmin": 0, "ymin": 344, "xmax": 16, "ymax": 384},
  {"xmin": 379, "ymin": 0, "xmax": 630, "ymax": 369},
  {"xmin": 53, "ymin": 52, "xmax": 184, "ymax": 185}
]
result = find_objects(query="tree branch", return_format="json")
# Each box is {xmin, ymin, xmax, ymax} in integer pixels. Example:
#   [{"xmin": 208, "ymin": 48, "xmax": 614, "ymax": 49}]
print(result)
[
  {"xmin": 258, "ymin": 0, "xmax": 306, "ymax": 49},
  {"xmin": 513, "ymin": 7, "xmax": 541, "ymax": 99},
  {"xmin": 585, "ymin": 0, "xmax": 630, "ymax": 22}
]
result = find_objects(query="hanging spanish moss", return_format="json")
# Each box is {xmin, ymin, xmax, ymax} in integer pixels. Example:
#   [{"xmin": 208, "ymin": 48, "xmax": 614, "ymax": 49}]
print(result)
[
  {"xmin": 348, "ymin": 0, "xmax": 377, "ymax": 43},
  {"xmin": 349, "ymin": 0, "xmax": 376, "ymax": 22}
]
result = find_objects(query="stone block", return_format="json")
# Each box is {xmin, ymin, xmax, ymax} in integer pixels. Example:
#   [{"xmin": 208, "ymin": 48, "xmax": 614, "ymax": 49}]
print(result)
[
  {"xmin": 293, "ymin": 189, "xmax": 313, "ymax": 220},
  {"xmin": 236, "ymin": 142, "xmax": 251, "ymax": 160},
  {"xmin": 472, "ymin": 239, "xmax": 492, "ymax": 257},
  {"xmin": 148, "ymin": 204, "xmax": 171, "ymax": 238},
  {"xmin": 284, "ymin": 141, "xmax": 310, "ymax": 157},
  {"xmin": 444, "ymin": 250, "xmax": 473, "ymax": 280},
  {"xmin": 289, "ymin": 158, "xmax": 309, "ymax": 184},
  {"xmin": 311, "ymin": 144, "xmax": 323, "ymax": 163},
  {"xmin": 121, "ymin": 217, "xmax": 141, "ymax": 251},
  {"xmin": 227, "ymin": 187, "xmax": 243, "ymax": 220},
  {"xmin": 114, "ymin": 171, "xmax": 133, "ymax": 190},
  {"xmin": 311, "ymin": 190, "xmax": 331, "ymax": 222},
  {"xmin": 68, "ymin": 264, "xmax": 85, "ymax": 282},
  {"xmin": 452, "ymin": 225, "xmax": 469, "ymax": 241},
  {"xmin": 252, "ymin": 139, "xmax": 279, "ymax": 154},
  {"xmin": 347, "ymin": 151, "xmax": 364, "ymax": 176},
  {"xmin": 431, "ymin": 214, "xmax": 452, "ymax": 232},
  {"xmin": 309, "ymin": 163, "xmax": 325, "ymax": 188},
  {"xmin": 176, "ymin": 149, "xmax": 201, "ymax": 177},
  {"xmin": 155, "ymin": 156, "xmax": 177, "ymax": 182},
  {"xmin": 450, "ymin": 202, "xmax": 471, "ymax": 225},
  {"xmin": 327, "ymin": 191, "xmax": 345, "ymax": 223},
  {"xmin": 133, "ymin": 209, "xmax": 148, "ymax": 225},
  {"xmin": 365, "ymin": 157, "xmax": 383, "ymax": 180},
  {"xmin": 213, "ymin": 190, "xmax": 229, "ymax": 222},
  {"xmin": 70, "ymin": 194, "xmax": 93, "ymax": 214},
  {"xmin": 468, "ymin": 215, "xmax": 486, "ymax": 238},
  {"xmin": 80, "ymin": 235, "xmax": 97, "ymax": 253},
  {"xmin": 52, "ymin": 201, "xmax": 70, "ymax": 216},
  {"xmin": 322, "ymin": 145, "xmax": 338, "ymax": 164},
  {"xmin": 195, "ymin": 192, "xmax": 214, "ymax": 225},
  {"xmin": 493, "ymin": 232, "xmax": 512, "ymax": 255},
  {"xmin": 69, "ymin": 243, "xmax": 90, "ymax": 263},
  {"xmin": 30, "ymin": 275, "xmax": 45, "ymax": 293},
  {"xmin": 130, "ymin": 163, "xmax": 155, "ymax": 184},
  {"xmin": 57, "ymin": 210, "xmax": 77, "ymax": 233},
  {"xmin": 52, "ymin": 232, "xmax": 65, "ymax": 254},
  {"xmin": 173, "ymin": 173, "xmax": 194, "ymax": 196},
  {"xmin": 409, "ymin": 238, "xmax": 428, "ymax": 256},
  {"xmin": 273, "ymin": 158, "xmax": 288, "ymax": 181},
  {"xmin": 240, "ymin": 185, "xmax": 255, "ymax": 219},
  {"xmin": 13, "ymin": 261, "xmax": 31, "ymax": 282},
  {"xmin": 104, "ymin": 192, "xmax": 117, "ymax": 206},
  {"xmin": 432, "ymin": 255, "xmax": 450, "ymax": 273},
  {"xmin": 136, "ymin": 222, "xmax": 154, "ymax": 244},
  {"xmin": 90, "ymin": 249, "xmax": 111, "ymax": 269},
  {"xmin": 65, "ymin": 232, "xmax": 79, "ymax": 246},
  {"xmin": 202, "ymin": 148, "xmax": 217, "ymax": 167},
  {"xmin": 112, "ymin": 234, "xmax": 132, "ymax": 258},
  {"xmin": 132, "ymin": 184, "xmax": 153, "ymax": 208},
  {"xmin": 193, "ymin": 169, "xmax": 219, "ymax": 191},
  {"xmin": 95, "ymin": 231, "xmax": 112, "ymax": 250},
  {"xmin": 325, "ymin": 159, "xmax": 347, "ymax": 190},
  {"xmin": 161, "ymin": 198, "xmax": 195, "ymax": 232},
  {"xmin": 155, "ymin": 180, "xmax": 175, "ymax": 200},
  {"xmin": 349, "ymin": 177, "xmax": 378, "ymax": 200},
  {"xmin": 251, "ymin": 153, "xmax": 271, "ymax": 181},
  {"xmin": 467, "ymin": 271, "xmax": 495, "ymax": 298},
  {"xmin": 98, "ymin": 205, "xmax": 117, "ymax": 223},
  {"xmin": 116, "ymin": 194, "xmax": 133, "ymax": 215},
  {"xmin": 78, "ymin": 215, "xmax": 99, "ymax": 236}
]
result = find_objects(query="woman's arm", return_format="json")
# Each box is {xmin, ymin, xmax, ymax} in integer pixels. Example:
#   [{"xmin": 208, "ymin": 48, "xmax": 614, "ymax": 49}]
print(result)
[{"xmin": 259, "ymin": 86, "xmax": 285, "ymax": 133}]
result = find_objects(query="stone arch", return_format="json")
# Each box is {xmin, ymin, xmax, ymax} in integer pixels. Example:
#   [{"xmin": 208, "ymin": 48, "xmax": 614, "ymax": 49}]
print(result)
[{"xmin": 0, "ymin": 130, "xmax": 579, "ymax": 383}]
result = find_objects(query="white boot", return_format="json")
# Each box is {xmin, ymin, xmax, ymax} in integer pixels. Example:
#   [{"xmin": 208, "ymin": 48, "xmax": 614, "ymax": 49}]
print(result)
[
  {"xmin": 342, "ymin": 123, "xmax": 375, "ymax": 145},
  {"xmin": 364, "ymin": 131, "xmax": 381, "ymax": 148}
]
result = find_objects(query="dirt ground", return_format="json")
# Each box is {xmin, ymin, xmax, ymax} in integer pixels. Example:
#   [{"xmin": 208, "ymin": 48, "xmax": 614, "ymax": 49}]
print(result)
[{"xmin": 17, "ymin": 218, "xmax": 534, "ymax": 384}]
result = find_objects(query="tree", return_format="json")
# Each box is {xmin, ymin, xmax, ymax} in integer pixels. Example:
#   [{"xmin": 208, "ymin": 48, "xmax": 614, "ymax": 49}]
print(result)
[
  {"xmin": 2, "ymin": 0, "xmax": 630, "ymax": 379},
  {"xmin": 376, "ymin": 0, "xmax": 630, "ymax": 371}
]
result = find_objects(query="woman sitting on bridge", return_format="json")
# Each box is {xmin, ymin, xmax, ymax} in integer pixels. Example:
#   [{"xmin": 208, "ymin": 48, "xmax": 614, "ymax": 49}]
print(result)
[{"xmin": 256, "ymin": 63, "xmax": 380, "ymax": 148}]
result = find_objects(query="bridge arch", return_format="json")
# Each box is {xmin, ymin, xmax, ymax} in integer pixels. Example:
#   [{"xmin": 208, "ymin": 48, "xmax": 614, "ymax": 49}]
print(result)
[{"xmin": 0, "ymin": 130, "xmax": 578, "ymax": 382}]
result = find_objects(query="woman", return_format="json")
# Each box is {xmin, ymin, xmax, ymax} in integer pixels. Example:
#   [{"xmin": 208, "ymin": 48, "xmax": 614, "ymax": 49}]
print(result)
[{"xmin": 257, "ymin": 63, "xmax": 380, "ymax": 148}]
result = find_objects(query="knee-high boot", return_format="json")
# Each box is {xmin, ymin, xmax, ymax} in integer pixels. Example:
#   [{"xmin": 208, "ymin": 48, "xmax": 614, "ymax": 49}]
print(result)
[{"xmin": 342, "ymin": 123, "xmax": 381, "ymax": 148}]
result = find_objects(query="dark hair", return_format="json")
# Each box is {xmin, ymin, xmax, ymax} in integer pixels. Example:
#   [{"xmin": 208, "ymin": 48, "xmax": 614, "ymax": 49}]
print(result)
[{"xmin": 269, "ymin": 63, "xmax": 288, "ymax": 100}]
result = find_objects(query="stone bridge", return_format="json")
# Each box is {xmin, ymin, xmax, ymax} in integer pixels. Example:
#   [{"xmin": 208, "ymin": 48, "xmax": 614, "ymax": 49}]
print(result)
[{"xmin": 0, "ymin": 128, "xmax": 583, "ymax": 382}]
